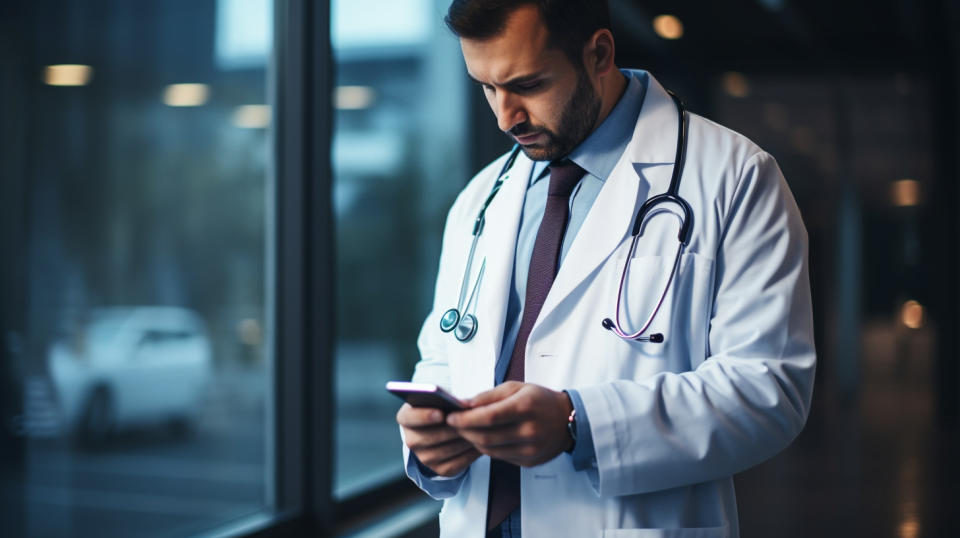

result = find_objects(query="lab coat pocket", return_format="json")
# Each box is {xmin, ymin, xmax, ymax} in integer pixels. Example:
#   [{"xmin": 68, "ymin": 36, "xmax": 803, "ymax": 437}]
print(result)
[
  {"xmin": 605, "ymin": 252, "xmax": 714, "ymax": 373},
  {"xmin": 601, "ymin": 525, "xmax": 729, "ymax": 538},
  {"xmin": 611, "ymin": 254, "xmax": 675, "ymax": 339}
]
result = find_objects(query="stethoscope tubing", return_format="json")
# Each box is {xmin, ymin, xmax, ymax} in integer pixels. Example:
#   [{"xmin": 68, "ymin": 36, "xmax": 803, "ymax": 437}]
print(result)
[
  {"xmin": 603, "ymin": 90, "xmax": 691, "ymax": 343},
  {"xmin": 440, "ymin": 146, "xmax": 521, "ymax": 342},
  {"xmin": 606, "ymin": 237, "xmax": 684, "ymax": 340},
  {"xmin": 455, "ymin": 234, "xmax": 481, "ymax": 313}
]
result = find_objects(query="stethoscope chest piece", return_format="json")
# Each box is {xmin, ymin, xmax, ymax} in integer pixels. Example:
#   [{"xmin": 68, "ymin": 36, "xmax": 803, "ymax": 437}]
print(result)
[
  {"xmin": 439, "ymin": 308, "xmax": 478, "ymax": 342},
  {"xmin": 440, "ymin": 308, "xmax": 460, "ymax": 333},
  {"xmin": 454, "ymin": 313, "xmax": 477, "ymax": 342},
  {"xmin": 439, "ymin": 147, "xmax": 520, "ymax": 345}
]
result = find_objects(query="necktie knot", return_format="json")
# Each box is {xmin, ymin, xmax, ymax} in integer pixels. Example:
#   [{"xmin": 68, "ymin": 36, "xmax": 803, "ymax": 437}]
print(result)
[{"xmin": 547, "ymin": 160, "xmax": 586, "ymax": 197}]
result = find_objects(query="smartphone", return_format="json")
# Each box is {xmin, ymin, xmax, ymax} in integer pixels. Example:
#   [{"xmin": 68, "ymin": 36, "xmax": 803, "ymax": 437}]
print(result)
[{"xmin": 386, "ymin": 381, "xmax": 467, "ymax": 412}]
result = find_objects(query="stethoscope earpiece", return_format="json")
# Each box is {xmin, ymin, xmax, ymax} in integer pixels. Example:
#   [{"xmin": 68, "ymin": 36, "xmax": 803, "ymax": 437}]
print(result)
[{"xmin": 603, "ymin": 317, "xmax": 665, "ymax": 344}]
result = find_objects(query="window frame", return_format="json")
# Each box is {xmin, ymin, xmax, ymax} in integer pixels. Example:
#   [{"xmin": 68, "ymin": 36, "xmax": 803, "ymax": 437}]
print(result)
[
  {"xmin": 273, "ymin": 0, "xmax": 335, "ymax": 530},
  {"xmin": 253, "ymin": 1, "xmax": 433, "ymax": 536}
]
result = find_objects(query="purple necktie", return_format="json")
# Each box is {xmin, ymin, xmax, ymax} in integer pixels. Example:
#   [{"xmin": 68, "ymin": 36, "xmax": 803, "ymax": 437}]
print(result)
[{"xmin": 486, "ymin": 160, "xmax": 586, "ymax": 531}]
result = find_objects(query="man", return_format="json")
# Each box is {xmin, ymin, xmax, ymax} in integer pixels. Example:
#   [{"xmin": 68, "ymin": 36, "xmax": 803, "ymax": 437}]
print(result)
[{"xmin": 396, "ymin": 1, "xmax": 816, "ymax": 536}]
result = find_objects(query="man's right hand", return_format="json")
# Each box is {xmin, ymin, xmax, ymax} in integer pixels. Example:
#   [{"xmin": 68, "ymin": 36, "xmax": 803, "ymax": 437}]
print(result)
[{"xmin": 397, "ymin": 403, "xmax": 480, "ymax": 477}]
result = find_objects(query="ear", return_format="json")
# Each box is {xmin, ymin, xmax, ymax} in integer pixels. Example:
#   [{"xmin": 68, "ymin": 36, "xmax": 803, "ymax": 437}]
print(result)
[{"xmin": 583, "ymin": 29, "xmax": 616, "ymax": 78}]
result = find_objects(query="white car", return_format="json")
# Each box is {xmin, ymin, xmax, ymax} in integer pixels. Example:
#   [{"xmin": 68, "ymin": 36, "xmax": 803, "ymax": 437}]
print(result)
[{"xmin": 44, "ymin": 307, "xmax": 213, "ymax": 443}]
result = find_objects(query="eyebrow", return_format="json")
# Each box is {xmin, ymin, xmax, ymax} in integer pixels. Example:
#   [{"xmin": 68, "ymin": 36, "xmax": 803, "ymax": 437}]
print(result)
[{"xmin": 467, "ymin": 72, "xmax": 544, "ymax": 87}]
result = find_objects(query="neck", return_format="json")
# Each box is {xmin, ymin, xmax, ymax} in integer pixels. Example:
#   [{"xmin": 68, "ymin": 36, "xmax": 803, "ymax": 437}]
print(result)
[{"xmin": 592, "ymin": 68, "xmax": 628, "ymax": 131}]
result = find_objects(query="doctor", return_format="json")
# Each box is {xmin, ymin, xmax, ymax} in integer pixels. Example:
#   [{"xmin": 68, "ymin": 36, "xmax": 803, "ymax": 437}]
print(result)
[{"xmin": 397, "ymin": 1, "xmax": 816, "ymax": 536}]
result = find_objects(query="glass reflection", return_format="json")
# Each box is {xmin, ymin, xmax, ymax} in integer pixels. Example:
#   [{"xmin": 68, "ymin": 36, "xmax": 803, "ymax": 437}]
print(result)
[
  {"xmin": 331, "ymin": 0, "xmax": 470, "ymax": 498},
  {"xmin": 2, "ymin": 0, "xmax": 275, "ymax": 536}
]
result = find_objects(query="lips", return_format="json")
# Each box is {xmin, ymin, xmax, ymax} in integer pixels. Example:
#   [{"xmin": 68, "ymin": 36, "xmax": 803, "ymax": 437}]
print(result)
[{"xmin": 513, "ymin": 132, "xmax": 542, "ymax": 145}]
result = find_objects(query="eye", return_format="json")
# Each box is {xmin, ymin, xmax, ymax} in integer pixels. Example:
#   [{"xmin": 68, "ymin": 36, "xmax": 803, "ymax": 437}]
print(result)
[
  {"xmin": 514, "ymin": 81, "xmax": 542, "ymax": 92},
  {"xmin": 473, "ymin": 80, "xmax": 494, "ymax": 93}
]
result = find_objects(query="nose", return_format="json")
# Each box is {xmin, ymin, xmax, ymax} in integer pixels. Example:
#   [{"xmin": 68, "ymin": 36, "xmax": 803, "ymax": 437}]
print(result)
[{"xmin": 494, "ymin": 91, "xmax": 525, "ymax": 133}]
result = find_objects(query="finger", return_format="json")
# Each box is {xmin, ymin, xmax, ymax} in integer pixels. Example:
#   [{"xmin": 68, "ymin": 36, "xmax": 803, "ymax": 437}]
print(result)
[
  {"xmin": 415, "ymin": 438, "xmax": 474, "ymax": 470},
  {"xmin": 447, "ymin": 388, "xmax": 528, "ymax": 429},
  {"xmin": 396, "ymin": 403, "xmax": 446, "ymax": 427},
  {"xmin": 463, "ymin": 381, "xmax": 524, "ymax": 408},
  {"xmin": 403, "ymin": 424, "xmax": 462, "ymax": 450},
  {"xmin": 456, "ymin": 422, "xmax": 526, "ymax": 450},
  {"xmin": 430, "ymin": 448, "xmax": 482, "ymax": 477}
]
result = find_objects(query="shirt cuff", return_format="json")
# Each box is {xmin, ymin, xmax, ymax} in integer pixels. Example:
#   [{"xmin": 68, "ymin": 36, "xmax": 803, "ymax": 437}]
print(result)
[{"xmin": 565, "ymin": 388, "xmax": 597, "ymax": 472}]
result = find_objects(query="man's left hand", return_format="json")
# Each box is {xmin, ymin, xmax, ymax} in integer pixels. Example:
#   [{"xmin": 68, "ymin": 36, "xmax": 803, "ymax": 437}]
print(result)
[{"xmin": 446, "ymin": 381, "xmax": 573, "ymax": 467}]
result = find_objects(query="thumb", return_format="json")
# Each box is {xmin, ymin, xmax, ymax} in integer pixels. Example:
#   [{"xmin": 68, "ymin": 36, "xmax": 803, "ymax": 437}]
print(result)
[{"xmin": 465, "ymin": 381, "xmax": 524, "ymax": 408}]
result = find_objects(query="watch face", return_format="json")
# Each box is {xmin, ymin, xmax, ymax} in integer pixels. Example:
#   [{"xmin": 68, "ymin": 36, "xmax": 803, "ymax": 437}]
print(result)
[{"xmin": 565, "ymin": 419, "xmax": 577, "ymax": 454}]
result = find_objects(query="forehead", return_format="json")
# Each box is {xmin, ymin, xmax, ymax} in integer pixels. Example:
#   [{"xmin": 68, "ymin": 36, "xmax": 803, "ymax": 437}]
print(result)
[{"xmin": 459, "ymin": 4, "xmax": 565, "ymax": 83}]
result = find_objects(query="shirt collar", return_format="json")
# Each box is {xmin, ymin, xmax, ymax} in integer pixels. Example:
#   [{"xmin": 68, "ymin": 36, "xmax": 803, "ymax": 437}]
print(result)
[{"xmin": 531, "ymin": 69, "xmax": 646, "ymax": 185}]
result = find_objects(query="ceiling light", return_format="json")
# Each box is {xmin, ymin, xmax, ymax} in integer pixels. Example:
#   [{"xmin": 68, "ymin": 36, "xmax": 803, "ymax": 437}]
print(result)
[
  {"xmin": 891, "ymin": 179, "xmax": 920, "ymax": 207},
  {"xmin": 901, "ymin": 300, "xmax": 924, "ymax": 330},
  {"xmin": 163, "ymin": 83, "xmax": 210, "ymax": 107},
  {"xmin": 44, "ymin": 64, "xmax": 93, "ymax": 86},
  {"xmin": 335, "ymin": 86, "xmax": 376, "ymax": 110},
  {"xmin": 652, "ymin": 15, "xmax": 684, "ymax": 40},
  {"xmin": 233, "ymin": 104, "xmax": 271, "ymax": 128}
]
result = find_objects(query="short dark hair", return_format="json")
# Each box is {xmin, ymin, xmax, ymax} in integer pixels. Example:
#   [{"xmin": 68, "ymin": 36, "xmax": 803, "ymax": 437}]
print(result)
[{"xmin": 444, "ymin": 0, "xmax": 611, "ymax": 64}]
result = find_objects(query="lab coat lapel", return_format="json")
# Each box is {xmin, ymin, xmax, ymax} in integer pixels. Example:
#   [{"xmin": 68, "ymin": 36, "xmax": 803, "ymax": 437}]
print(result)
[
  {"xmin": 536, "ymin": 73, "xmax": 681, "ymax": 330},
  {"xmin": 472, "ymin": 151, "xmax": 532, "ymax": 378}
]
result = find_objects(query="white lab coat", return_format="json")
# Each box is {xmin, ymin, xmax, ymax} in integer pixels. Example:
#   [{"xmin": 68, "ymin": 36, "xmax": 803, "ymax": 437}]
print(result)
[{"xmin": 403, "ymin": 71, "xmax": 816, "ymax": 538}]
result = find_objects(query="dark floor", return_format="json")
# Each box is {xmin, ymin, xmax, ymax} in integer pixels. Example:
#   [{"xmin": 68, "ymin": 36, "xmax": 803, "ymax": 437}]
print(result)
[{"xmin": 736, "ymin": 321, "xmax": 960, "ymax": 538}]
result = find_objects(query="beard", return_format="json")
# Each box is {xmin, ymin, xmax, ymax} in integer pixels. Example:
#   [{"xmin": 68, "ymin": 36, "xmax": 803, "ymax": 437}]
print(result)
[{"xmin": 508, "ymin": 68, "xmax": 602, "ymax": 162}]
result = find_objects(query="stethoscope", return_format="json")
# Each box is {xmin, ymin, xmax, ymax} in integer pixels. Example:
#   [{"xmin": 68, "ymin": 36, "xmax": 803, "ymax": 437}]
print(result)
[
  {"xmin": 601, "ymin": 90, "xmax": 692, "ymax": 343},
  {"xmin": 442, "ymin": 90, "xmax": 691, "ymax": 345},
  {"xmin": 439, "ymin": 146, "xmax": 521, "ymax": 342}
]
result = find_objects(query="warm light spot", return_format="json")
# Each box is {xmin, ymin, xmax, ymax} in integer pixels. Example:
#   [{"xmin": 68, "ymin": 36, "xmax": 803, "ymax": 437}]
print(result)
[
  {"xmin": 898, "ymin": 517, "xmax": 919, "ymax": 538},
  {"xmin": 892, "ymin": 179, "xmax": 920, "ymax": 207},
  {"xmin": 163, "ymin": 83, "xmax": 210, "ymax": 107},
  {"xmin": 233, "ymin": 105, "xmax": 271, "ymax": 128},
  {"xmin": 901, "ymin": 300, "xmax": 924, "ymax": 329},
  {"xmin": 722, "ymin": 72, "xmax": 750, "ymax": 98},
  {"xmin": 335, "ymin": 86, "xmax": 376, "ymax": 110},
  {"xmin": 44, "ymin": 64, "xmax": 93, "ymax": 86},
  {"xmin": 652, "ymin": 15, "xmax": 684, "ymax": 40}
]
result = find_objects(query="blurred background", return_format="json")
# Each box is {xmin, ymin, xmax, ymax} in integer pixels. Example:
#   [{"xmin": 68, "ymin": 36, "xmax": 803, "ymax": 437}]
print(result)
[{"xmin": 0, "ymin": 0, "xmax": 958, "ymax": 537}]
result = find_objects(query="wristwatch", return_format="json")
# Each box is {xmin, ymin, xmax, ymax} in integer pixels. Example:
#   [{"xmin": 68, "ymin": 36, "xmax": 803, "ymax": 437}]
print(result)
[{"xmin": 563, "ymin": 392, "xmax": 577, "ymax": 454}]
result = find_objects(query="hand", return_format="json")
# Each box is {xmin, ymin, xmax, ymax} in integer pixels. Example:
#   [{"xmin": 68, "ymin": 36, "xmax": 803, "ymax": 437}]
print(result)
[
  {"xmin": 446, "ymin": 381, "xmax": 573, "ymax": 468},
  {"xmin": 396, "ymin": 403, "xmax": 481, "ymax": 477}
]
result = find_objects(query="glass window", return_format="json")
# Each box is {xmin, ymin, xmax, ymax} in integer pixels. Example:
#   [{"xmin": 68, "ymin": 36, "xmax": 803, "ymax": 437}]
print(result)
[
  {"xmin": 331, "ymin": 0, "xmax": 470, "ymax": 498},
  {"xmin": 1, "ymin": 0, "xmax": 275, "ymax": 535}
]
